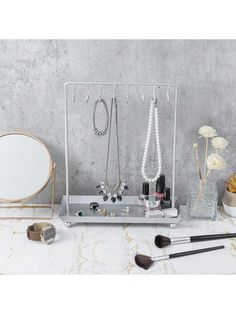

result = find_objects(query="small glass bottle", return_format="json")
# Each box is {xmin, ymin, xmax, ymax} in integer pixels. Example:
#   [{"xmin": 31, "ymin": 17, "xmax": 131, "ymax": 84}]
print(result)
[{"xmin": 138, "ymin": 182, "xmax": 149, "ymax": 206}]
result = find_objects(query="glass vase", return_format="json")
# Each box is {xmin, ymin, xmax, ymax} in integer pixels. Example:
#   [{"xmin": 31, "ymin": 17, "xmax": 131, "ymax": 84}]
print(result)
[{"xmin": 187, "ymin": 180, "xmax": 218, "ymax": 220}]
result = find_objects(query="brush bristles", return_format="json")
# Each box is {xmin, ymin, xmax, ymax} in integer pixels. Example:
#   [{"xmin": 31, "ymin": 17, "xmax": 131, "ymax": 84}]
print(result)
[
  {"xmin": 154, "ymin": 235, "xmax": 171, "ymax": 248},
  {"xmin": 135, "ymin": 254, "xmax": 154, "ymax": 270}
]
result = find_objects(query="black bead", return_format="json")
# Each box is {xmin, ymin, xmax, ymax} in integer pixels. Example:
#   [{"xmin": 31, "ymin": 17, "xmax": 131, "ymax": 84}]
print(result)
[
  {"xmin": 117, "ymin": 195, "xmax": 122, "ymax": 201},
  {"xmin": 99, "ymin": 190, "xmax": 104, "ymax": 194},
  {"xmin": 96, "ymin": 185, "xmax": 101, "ymax": 189},
  {"xmin": 103, "ymin": 195, "xmax": 108, "ymax": 201},
  {"xmin": 124, "ymin": 186, "xmax": 129, "ymax": 190},
  {"xmin": 111, "ymin": 197, "xmax": 116, "ymax": 203}
]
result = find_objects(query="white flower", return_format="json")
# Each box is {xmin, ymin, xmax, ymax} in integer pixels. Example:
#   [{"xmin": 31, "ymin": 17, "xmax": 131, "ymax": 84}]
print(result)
[
  {"xmin": 199, "ymin": 126, "xmax": 217, "ymax": 138},
  {"xmin": 211, "ymin": 137, "xmax": 228, "ymax": 151},
  {"xmin": 207, "ymin": 153, "xmax": 226, "ymax": 170},
  {"xmin": 193, "ymin": 143, "xmax": 198, "ymax": 148}
]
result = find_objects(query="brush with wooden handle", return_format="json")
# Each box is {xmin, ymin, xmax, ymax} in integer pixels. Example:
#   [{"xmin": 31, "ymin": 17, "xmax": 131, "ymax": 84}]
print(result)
[
  {"xmin": 154, "ymin": 233, "xmax": 236, "ymax": 248},
  {"xmin": 135, "ymin": 245, "xmax": 224, "ymax": 270}
]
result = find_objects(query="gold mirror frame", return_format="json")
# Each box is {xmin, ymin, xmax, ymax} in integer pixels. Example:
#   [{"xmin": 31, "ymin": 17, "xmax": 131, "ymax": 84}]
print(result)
[{"xmin": 0, "ymin": 131, "xmax": 56, "ymax": 220}]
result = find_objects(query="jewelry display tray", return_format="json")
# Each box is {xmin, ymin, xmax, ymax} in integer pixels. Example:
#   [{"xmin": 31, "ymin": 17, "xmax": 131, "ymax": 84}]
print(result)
[{"xmin": 60, "ymin": 195, "xmax": 182, "ymax": 228}]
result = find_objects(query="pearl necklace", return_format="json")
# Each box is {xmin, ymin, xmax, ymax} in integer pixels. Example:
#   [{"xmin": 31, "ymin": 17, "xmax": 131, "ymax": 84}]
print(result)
[{"xmin": 141, "ymin": 99, "xmax": 162, "ymax": 183}]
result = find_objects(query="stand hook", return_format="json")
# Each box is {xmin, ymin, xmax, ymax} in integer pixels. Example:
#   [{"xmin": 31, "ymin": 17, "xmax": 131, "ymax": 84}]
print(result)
[
  {"xmin": 72, "ymin": 83, "xmax": 76, "ymax": 103},
  {"xmin": 112, "ymin": 84, "xmax": 117, "ymax": 101},
  {"xmin": 166, "ymin": 85, "xmax": 170, "ymax": 104},
  {"xmin": 99, "ymin": 85, "xmax": 103, "ymax": 101},
  {"xmin": 85, "ymin": 84, "xmax": 90, "ymax": 103},
  {"xmin": 126, "ymin": 84, "xmax": 129, "ymax": 103},
  {"xmin": 153, "ymin": 85, "xmax": 157, "ymax": 102},
  {"xmin": 140, "ymin": 85, "xmax": 145, "ymax": 103}
]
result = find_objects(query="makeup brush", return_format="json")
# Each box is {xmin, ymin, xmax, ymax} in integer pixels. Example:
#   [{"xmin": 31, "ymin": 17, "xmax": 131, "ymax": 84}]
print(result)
[
  {"xmin": 155, "ymin": 233, "xmax": 236, "ymax": 248},
  {"xmin": 135, "ymin": 245, "xmax": 224, "ymax": 270}
]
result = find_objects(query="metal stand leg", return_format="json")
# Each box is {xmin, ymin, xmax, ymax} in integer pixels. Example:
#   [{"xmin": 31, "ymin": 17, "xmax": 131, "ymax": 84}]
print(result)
[
  {"xmin": 0, "ymin": 163, "xmax": 56, "ymax": 220},
  {"xmin": 65, "ymin": 222, "xmax": 72, "ymax": 228},
  {"xmin": 50, "ymin": 163, "xmax": 56, "ymax": 218}
]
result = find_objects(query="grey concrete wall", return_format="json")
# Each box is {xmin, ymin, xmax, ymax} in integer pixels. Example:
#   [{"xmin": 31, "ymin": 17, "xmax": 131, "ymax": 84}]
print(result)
[{"xmin": 0, "ymin": 40, "xmax": 235, "ymax": 204}]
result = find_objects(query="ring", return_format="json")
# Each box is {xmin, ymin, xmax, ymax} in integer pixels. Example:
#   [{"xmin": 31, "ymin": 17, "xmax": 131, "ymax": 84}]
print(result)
[{"xmin": 90, "ymin": 202, "xmax": 99, "ymax": 211}]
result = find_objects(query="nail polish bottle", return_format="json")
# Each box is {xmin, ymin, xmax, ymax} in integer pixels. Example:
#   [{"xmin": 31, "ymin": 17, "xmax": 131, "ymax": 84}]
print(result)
[
  {"xmin": 138, "ymin": 182, "xmax": 149, "ymax": 206},
  {"xmin": 162, "ymin": 187, "xmax": 172, "ymax": 209},
  {"xmin": 154, "ymin": 174, "xmax": 165, "ymax": 199},
  {"xmin": 142, "ymin": 182, "xmax": 149, "ymax": 195}
]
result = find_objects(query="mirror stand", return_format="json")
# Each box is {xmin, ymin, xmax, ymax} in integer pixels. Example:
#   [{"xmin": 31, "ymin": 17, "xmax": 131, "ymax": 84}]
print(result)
[{"xmin": 0, "ymin": 163, "xmax": 56, "ymax": 220}]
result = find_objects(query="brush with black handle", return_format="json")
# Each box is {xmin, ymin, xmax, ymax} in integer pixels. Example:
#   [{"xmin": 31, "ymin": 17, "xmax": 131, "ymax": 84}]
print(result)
[
  {"xmin": 135, "ymin": 245, "xmax": 224, "ymax": 270},
  {"xmin": 155, "ymin": 233, "xmax": 236, "ymax": 248}
]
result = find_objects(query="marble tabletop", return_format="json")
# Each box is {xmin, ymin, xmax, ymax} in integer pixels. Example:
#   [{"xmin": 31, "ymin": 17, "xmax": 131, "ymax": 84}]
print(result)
[{"xmin": 0, "ymin": 206, "xmax": 236, "ymax": 274}]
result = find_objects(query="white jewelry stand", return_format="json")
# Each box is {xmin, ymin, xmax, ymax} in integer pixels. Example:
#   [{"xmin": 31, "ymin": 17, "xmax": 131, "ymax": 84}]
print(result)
[{"xmin": 60, "ymin": 82, "xmax": 180, "ymax": 227}]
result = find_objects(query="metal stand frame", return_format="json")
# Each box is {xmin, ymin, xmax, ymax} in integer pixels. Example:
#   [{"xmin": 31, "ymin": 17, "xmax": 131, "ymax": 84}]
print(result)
[
  {"xmin": 62, "ymin": 82, "xmax": 179, "ymax": 227},
  {"xmin": 0, "ymin": 164, "xmax": 56, "ymax": 220}
]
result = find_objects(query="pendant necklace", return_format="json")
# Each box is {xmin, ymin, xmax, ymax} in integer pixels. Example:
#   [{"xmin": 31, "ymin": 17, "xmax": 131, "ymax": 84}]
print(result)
[
  {"xmin": 141, "ymin": 98, "xmax": 162, "ymax": 182},
  {"xmin": 96, "ymin": 97, "xmax": 128, "ymax": 202}
]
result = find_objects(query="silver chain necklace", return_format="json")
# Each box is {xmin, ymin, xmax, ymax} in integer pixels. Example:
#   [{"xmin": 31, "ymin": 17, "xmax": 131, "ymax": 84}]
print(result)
[
  {"xmin": 96, "ymin": 97, "xmax": 128, "ymax": 202},
  {"xmin": 92, "ymin": 98, "xmax": 109, "ymax": 136}
]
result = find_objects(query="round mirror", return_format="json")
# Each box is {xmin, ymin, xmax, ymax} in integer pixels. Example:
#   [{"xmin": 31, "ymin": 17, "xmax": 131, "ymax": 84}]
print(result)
[{"xmin": 0, "ymin": 132, "xmax": 52, "ymax": 202}]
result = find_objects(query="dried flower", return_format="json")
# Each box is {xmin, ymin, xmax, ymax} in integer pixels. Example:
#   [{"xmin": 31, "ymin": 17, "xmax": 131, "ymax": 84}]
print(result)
[
  {"xmin": 199, "ymin": 126, "xmax": 217, "ymax": 138},
  {"xmin": 193, "ymin": 143, "xmax": 198, "ymax": 148},
  {"xmin": 211, "ymin": 137, "xmax": 228, "ymax": 151},
  {"xmin": 207, "ymin": 153, "xmax": 226, "ymax": 170},
  {"xmin": 225, "ymin": 173, "xmax": 236, "ymax": 193}
]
